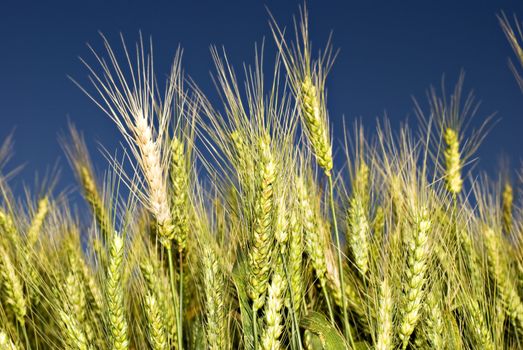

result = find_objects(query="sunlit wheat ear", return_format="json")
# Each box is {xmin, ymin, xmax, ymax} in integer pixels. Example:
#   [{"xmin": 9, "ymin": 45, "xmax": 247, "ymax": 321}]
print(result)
[
  {"xmin": 0, "ymin": 330, "xmax": 17, "ymax": 350},
  {"xmin": 347, "ymin": 160, "xmax": 371, "ymax": 277},
  {"xmin": 140, "ymin": 260, "xmax": 177, "ymax": 344},
  {"xmin": 424, "ymin": 284, "xmax": 444, "ymax": 349},
  {"xmin": 79, "ymin": 165, "xmax": 112, "ymax": 240},
  {"xmin": 0, "ymin": 246, "xmax": 26, "ymax": 327},
  {"xmin": 286, "ymin": 205, "xmax": 304, "ymax": 316},
  {"xmin": 144, "ymin": 292, "xmax": 168, "ymax": 350},
  {"xmin": 59, "ymin": 310, "xmax": 90, "ymax": 350},
  {"xmin": 69, "ymin": 247, "xmax": 104, "ymax": 325},
  {"xmin": 62, "ymin": 124, "xmax": 114, "ymax": 241},
  {"xmin": 375, "ymin": 274, "xmax": 393, "ymax": 350},
  {"xmin": 457, "ymin": 229, "xmax": 483, "ymax": 293},
  {"xmin": 248, "ymin": 133, "xmax": 276, "ymax": 312},
  {"xmin": 231, "ymin": 130, "xmax": 255, "ymax": 183},
  {"xmin": 26, "ymin": 196, "xmax": 49, "ymax": 247},
  {"xmin": 295, "ymin": 177, "xmax": 329, "ymax": 301},
  {"xmin": 466, "ymin": 299, "xmax": 495, "ymax": 349},
  {"xmin": 169, "ymin": 136, "xmax": 190, "ymax": 253},
  {"xmin": 502, "ymin": 181, "xmax": 513, "ymax": 234},
  {"xmin": 106, "ymin": 232, "xmax": 128, "ymax": 350},
  {"xmin": 443, "ymin": 128, "xmax": 463, "ymax": 196},
  {"xmin": 201, "ymin": 245, "xmax": 226, "ymax": 350},
  {"xmin": 299, "ymin": 75, "xmax": 333, "ymax": 176},
  {"xmin": 80, "ymin": 37, "xmax": 177, "ymax": 249},
  {"xmin": 64, "ymin": 268, "xmax": 89, "ymax": 337},
  {"xmin": 261, "ymin": 262, "xmax": 286, "ymax": 350},
  {"xmin": 347, "ymin": 195, "xmax": 370, "ymax": 277},
  {"xmin": 484, "ymin": 226, "xmax": 523, "ymax": 334},
  {"xmin": 399, "ymin": 207, "xmax": 431, "ymax": 349},
  {"xmin": 0, "ymin": 209, "xmax": 18, "ymax": 248}
]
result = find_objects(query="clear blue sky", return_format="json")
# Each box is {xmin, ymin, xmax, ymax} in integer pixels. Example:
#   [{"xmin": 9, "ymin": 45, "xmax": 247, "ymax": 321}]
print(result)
[{"xmin": 1, "ymin": 0, "xmax": 522, "ymax": 193}]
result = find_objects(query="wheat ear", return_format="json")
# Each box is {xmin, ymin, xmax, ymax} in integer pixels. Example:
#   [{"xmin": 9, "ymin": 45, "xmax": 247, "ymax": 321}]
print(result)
[
  {"xmin": 144, "ymin": 291, "xmax": 168, "ymax": 350},
  {"xmin": 26, "ymin": 196, "xmax": 49, "ymax": 247},
  {"xmin": 484, "ymin": 227, "xmax": 523, "ymax": 334},
  {"xmin": 0, "ymin": 246, "xmax": 26, "ymax": 327},
  {"xmin": 296, "ymin": 177, "xmax": 332, "ymax": 317},
  {"xmin": 59, "ymin": 310, "xmax": 90, "ymax": 350},
  {"xmin": 79, "ymin": 165, "xmax": 112, "ymax": 240},
  {"xmin": 202, "ymin": 245, "xmax": 226, "ymax": 350},
  {"xmin": 261, "ymin": 261, "xmax": 286, "ymax": 350},
  {"xmin": 502, "ymin": 181, "xmax": 513, "ymax": 234},
  {"xmin": 399, "ymin": 207, "xmax": 431, "ymax": 349},
  {"xmin": 248, "ymin": 133, "xmax": 276, "ymax": 312},
  {"xmin": 0, "ymin": 330, "xmax": 18, "ymax": 350},
  {"xmin": 286, "ymin": 205, "xmax": 304, "ymax": 317},
  {"xmin": 375, "ymin": 273, "xmax": 394, "ymax": 350},
  {"xmin": 106, "ymin": 232, "xmax": 128, "ymax": 350},
  {"xmin": 140, "ymin": 260, "xmax": 177, "ymax": 345},
  {"xmin": 299, "ymin": 75, "xmax": 333, "ymax": 176},
  {"xmin": 443, "ymin": 128, "xmax": 463, "ymax": 196},
  {"xmin": 347, "ymin": 195, "xmax": 370, "ymax": 276},
  {"xmin": 170, "ymin": 136, "xmax": 190, "ymax": 253}
]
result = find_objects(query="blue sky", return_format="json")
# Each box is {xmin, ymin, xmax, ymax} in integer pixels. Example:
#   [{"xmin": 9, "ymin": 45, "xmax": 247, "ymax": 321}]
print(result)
[{"xmin": 1, "ymin": 0, "xmax": 522, "ymax": 194}]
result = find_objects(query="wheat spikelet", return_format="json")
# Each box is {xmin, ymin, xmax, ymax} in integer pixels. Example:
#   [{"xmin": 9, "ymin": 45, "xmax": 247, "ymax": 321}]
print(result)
[
  {"xmin": 248, "ymin": 133, "xmax": 276, "ymax": 312},
  {"xmin": 201, "ymin": 245, "xmax": 226, "ymax": 350},
  {"xmin": 296, "ymin": 177, "xmax": 329, "ymax": 299},
  {"xmin": 424, "ymin": 286, "xmax": 445, "ymax": 350},
  {"xmin": 59, "ymin": 310, "xmax": 90, "ymax": 350},
  {"xmin": 443, "ymin": 128, "xmax": 463, "ymax": 195},
  {"xmin": 0, "ymin": 210, "xmax": 18, "ymax": 248},
  {"xmin": 0, "ymin": 329, "xmax": 18, "ymax": 350},
  {"xmin": 467, "ymin": 299, "xmax": 495, "ymax": 350},
  {"xmin": 140, "ymin": 260, "xmax": 177, "ymax": 344},
  {"xmin": 144, "ymin": 292, "xmax": 168, "ymax": 350},
  {"xmin": 79, "ymin": 165, "xmax": 112, "ymax": 240},
  {"xmin": 299, "ymin": 76, "xmax": 333, "ymax": 176},
  {"xmin": 375, "ymin": 275, "xmax": 393, "ymax": 350},
  {"xmin": 502, "ymin": 182, "xmax": 513, "ymax": 234},
  {"xmin": 26, "ymin": 196, "xmax": 49, "ymax": 247},
  {"xmin": 399, "ymin": 207, "xmax": 431, "ymax": 349},
  {"xmin": 286, "ymin": 205, "xmax": 304, "ymax": 316},
  {"xmin": 459, "ymin": 229, "xmax": 484, "ymax": 293},
  {"xmin": 64, "ymin": 269, "xmax": 89, "ymax": 333},
  {"xmin": 170, "ymin": 136, "xmax": 190, "ymax": 253},
  {"xmin": 106, "ymin": 232, "xmax": 128, "ymax": 350},
  {"xmin": 81, "ymin": 38, "xmax": 177, "ymax": 248},
  {"xmin": 231, "ymin": 130, "xmax": 255, "ymax": 183},
  {"xmin": 261, "ymin": 262, "xmax": 286, "ymax": 350},
  {"xmin": 0, "ymin": 245, "xmax": 26, "ymax": 327},
  {"xmin": 347, "ymin": 195, "xmax": 370, "ymax": 276},
  {"xmin": 484, "ymin": 226, "xmax": 523, "ymax": 334}
]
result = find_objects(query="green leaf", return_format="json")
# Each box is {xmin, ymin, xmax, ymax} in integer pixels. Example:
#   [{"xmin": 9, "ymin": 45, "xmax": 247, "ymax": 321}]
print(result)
[
  {"xmin": 232, "ymin": 261, "xmax": 254, "ymax": 350},
  {"xmin": 300, "ymin": 312, "xmax": 349, "ymax": 350}
]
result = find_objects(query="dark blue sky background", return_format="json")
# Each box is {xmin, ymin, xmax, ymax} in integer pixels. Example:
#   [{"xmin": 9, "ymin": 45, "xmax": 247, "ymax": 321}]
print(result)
[{"xmin": 1, "ymin": 0, "xmax": 522, "ymax": 195}]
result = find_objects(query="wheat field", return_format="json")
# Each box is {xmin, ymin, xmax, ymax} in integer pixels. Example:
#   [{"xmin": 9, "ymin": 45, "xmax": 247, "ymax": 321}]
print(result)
[{"xmin": 1, "ymin": 7, "xmax": 523, "ymax": 350}]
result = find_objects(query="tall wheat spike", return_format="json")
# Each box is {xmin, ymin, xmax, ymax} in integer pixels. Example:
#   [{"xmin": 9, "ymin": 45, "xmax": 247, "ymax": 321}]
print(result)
[
  {"xmin": 106, "ymin": 232, "xmax": 128, "ymax": 350},
  {"xmin": 399, "ymin": 207, "xmax": 431, "ymax": 349}
]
